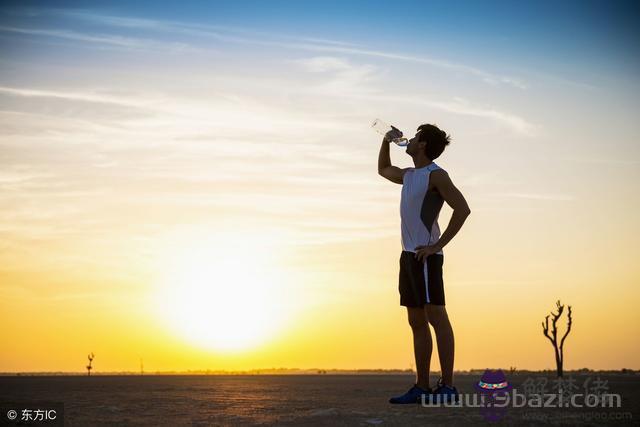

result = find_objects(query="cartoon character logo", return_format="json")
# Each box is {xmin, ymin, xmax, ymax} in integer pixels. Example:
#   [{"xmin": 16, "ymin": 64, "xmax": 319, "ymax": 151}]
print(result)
[{"xmin": 475, "ymin": 369, "xmax": 512, "ymax": 421}]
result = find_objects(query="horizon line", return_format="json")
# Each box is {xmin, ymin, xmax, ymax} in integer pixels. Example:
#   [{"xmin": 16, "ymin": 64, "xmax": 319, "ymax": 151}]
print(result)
[{"xmin": 1, "ymin": 368, "xmax": 637, "ymax": 376}]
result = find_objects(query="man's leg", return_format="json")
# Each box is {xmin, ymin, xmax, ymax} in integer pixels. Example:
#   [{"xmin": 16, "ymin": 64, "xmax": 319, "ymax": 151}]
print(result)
[
  {"xmin": 425, "ymin": 305, "xmax": 455, "ymax": 386},
  {"xmin": 407, "ymin": 306, "xmax": 432, "ymax": 390}
]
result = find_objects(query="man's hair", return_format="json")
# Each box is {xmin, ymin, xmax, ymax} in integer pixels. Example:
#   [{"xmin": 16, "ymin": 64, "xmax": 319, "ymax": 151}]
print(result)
[{"xmin": 416, "ymin": 124, "xmax": 451, "ymax": 160}]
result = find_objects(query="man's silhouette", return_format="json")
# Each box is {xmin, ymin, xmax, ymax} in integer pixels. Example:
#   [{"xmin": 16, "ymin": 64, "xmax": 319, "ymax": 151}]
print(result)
[{"xmin": 378, "ymin": 124, "xmax": 471, "ymax": 404}]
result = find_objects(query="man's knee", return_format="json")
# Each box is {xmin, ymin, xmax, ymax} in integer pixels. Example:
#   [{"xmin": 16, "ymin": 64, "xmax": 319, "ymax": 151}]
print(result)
[
  {"xmin": 426, "ymin": 305, "xmax": 449, "ymax": 328},
  {"xmin": 407, "ymin": 306, "xmax": 428, "ymax": 331}
]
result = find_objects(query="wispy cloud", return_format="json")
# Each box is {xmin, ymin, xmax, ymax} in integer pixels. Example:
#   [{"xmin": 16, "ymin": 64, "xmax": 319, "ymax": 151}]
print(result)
[
  {"xmin": 13, "ymin": 8, "xmax": 526, "ymax": 89},
  {"xmin": 0, "ymin": 85, "xmax": 155, "ymax": 107},
  {"xmin": 299, "ymin": 45, "xmax": 528, "ymax": 90},
  {"xmin": 1, "ymin": 77, "xmax": 534, "ymax": 136},
  {"xmin": 287, "ymin": 80, "xmax": 535, "ymax": 135},
  {"xmin": 54, "ymin": 9, "xmax": 364, "ymax": 48},
  {"xmin": 259, "ymin": 40, "xmax": 527, "ymax": 89},
  {"xmin": 425, "ymin": 97, "xmax": 535, "ymax": 135},
  {"xmin": 285, "ymin": 55, "xmax": 534, "ymax": 134},
  {"xmin": 0, "ymin": 25, "xmax": 203, "ymax": 53},
  {"xmin": 291, "ymin": 56, "xmax": 380, "ymax": 96},
  {"xmin": 0, "ymin": 9, "xmax": 534, "ymax": 136}
]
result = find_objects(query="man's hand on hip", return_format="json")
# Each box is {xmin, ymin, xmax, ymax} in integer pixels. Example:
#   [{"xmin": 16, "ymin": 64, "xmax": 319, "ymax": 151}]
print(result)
[{"xmin": 414, "ymin": 244, "xmax": 441, "ymax": 263}]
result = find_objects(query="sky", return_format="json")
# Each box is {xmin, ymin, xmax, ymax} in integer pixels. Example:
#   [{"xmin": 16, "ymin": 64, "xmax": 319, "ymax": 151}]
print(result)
[{"xmin": 1, "ymin": 0, "xmax": 639, "ymax": 373}]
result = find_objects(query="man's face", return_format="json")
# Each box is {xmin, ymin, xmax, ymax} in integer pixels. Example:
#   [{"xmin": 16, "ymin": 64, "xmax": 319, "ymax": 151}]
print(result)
[{"xmin": 405, "ymin": 134, "xmax": 423, "ymax": 157}]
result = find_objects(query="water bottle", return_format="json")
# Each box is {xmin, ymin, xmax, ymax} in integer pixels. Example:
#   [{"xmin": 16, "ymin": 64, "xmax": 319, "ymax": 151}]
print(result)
[{"xmin": 371, "ymin": 118, "xmax": 410, "ymax": 146}]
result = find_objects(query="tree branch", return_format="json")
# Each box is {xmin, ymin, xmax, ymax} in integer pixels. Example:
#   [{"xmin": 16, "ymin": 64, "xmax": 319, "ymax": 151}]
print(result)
[
  {"xmin": 542, "ymin": 315, "xmax": 555, "ymax": 344},
  {"xmin": 559, "ymin": 305, "xmax": 573, "ymax": 352}
]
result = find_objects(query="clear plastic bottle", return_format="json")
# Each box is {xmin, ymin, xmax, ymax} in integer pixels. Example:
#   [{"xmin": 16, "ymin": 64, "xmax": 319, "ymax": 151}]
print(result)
[{"xmin": 371, "ymin": 118, "xmax": 409, "ymax": 146}]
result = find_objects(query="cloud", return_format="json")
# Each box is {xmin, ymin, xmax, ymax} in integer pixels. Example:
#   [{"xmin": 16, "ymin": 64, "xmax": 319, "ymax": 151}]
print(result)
[
  {"xmin": 57, "ymin": 9, "xmax": 364, "ymax": 48},
  {"xmin": 291, "ymin": 56, "xmax": 380, "ymax": 96},
  {"xmin": 294, "ymin": 56, "xmax": 357, "ymax": 73},
  {"xmin": 434, "ymin": 97, "xmax": 536, "ymax": 135},
  {"xmin": 0, "ymin": 85, "xmax": 153, "ymax": 107},
  {"xmin": 0, "ymin": 77, "xmax": 534, "ymax": 136},
  {"xmin": 293, "ymin": 89, "xmax": 536, "ymax": 136},
  {"xmin": 304, "ymin": 45, "xmax": 527, "ymax": 90},
  {"xmin": 12, "ymin": 8, "xmax": 526, "ymax": 89},
  {"xmin": 287, "ymin": 56, "xmax": 533, "ymax": 134},
  {"xmin": 0, "ymin": 25, "xmax": 204, "ymax": 53}
]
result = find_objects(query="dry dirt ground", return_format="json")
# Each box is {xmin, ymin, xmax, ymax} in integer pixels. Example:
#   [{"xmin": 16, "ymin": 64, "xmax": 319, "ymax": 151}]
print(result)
[{"xmin": 1, "ymin": 373, "xmax": 637, "ymax": 426}]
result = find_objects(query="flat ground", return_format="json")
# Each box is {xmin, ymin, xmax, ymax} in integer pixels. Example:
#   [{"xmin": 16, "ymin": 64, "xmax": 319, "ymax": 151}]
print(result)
[{"xmin": 0, "ymin": 373, "xmax": 637, "ymax": 426}]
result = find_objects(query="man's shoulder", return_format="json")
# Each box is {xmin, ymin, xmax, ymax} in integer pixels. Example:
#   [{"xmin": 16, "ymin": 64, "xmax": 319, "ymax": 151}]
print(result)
[
  {"xmin": 427, "ymin": 165, "xmax": 449, "ymax": 191},
  {"xmin": 430, "ymin": 167, "xmax": 448, "ymax": 177},
  {"xmin": 429, "ymin": 167, "xmax": 451, "ymax": 188}
]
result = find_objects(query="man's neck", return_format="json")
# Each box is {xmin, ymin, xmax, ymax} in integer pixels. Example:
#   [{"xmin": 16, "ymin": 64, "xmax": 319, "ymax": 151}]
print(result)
[{"xmin": 413, "ymin": 158, "xmax": 433, "ymax": 168}]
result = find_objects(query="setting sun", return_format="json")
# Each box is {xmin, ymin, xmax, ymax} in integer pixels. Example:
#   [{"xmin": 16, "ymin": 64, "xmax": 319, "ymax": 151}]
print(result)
[{"xmin": 153, "ymin": 229, "xmax": 292, "ymax": 351}]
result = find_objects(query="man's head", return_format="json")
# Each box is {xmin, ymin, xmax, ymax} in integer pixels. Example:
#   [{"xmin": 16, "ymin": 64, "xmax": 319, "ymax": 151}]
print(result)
[{"xmin": 405, "ymin": 124, "xmax": 451, "ymax": 160}]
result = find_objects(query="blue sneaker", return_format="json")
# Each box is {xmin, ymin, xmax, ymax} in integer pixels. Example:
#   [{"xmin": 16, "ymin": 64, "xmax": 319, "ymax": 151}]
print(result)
[
  {"xmin": 389, "ymin": 384, "xmax": 431, "ymax": 404},
  {"xmin": 428, "ymin": 377, "xmax": 460, "ymax": 404}
]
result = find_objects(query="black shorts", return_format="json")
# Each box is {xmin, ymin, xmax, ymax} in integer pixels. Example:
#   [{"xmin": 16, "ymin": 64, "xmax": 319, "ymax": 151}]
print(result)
[{"xmin": 399, "ymin": 251, "xmax": 445, "ymax": 306}]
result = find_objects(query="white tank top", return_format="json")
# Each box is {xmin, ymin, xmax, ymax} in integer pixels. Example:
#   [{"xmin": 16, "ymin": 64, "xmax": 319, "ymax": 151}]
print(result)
[{"xmin": 400, "ymin": 162, "xmax": 445, "ymax": 254}]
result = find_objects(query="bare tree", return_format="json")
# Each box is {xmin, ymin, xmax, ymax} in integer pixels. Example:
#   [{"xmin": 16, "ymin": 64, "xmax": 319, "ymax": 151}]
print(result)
[
  {"xmin": 542, "ymin": 300, "xmax": 573, "ymax": 377},
  {"xmin": 86, "ymin": 352, "xmax": 95, "ymax": 376}
]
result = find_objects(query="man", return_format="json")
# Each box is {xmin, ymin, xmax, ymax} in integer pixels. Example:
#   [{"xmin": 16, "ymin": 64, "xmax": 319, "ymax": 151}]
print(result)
[{"xmin": 378, "ymin": 124, "xmax": 471, "ymax": 404}]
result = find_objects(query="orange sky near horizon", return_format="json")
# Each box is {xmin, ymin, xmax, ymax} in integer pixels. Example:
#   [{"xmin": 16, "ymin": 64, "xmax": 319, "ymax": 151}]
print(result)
[{"xmin": 1, "ymin": 3, "xmax": 639, "ymax": 374}]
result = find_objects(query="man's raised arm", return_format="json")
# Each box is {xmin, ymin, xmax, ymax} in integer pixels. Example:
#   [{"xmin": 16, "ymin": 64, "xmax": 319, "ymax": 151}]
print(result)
[{"xmin": 378, "ymin": 128, "xmax": 408, "ymax": 185}]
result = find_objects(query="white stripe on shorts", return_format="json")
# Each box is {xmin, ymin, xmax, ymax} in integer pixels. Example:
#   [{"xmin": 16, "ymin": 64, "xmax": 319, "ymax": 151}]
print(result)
[{"xmin": 423, "ymin": 260, "xmax": 430, "ymax": 303}]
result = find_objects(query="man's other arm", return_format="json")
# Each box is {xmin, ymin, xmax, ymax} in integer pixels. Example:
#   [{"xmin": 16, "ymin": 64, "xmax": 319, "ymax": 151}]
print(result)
[{"xmin": 431, "ymin": 169, "xmax": 471, "ymax": 250}]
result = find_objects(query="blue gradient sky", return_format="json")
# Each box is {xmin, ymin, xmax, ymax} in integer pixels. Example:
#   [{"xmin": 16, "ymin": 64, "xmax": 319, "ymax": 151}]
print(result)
[{"xmin": 3, "ymin": 0, "xmax": 639, "ymax": 77}]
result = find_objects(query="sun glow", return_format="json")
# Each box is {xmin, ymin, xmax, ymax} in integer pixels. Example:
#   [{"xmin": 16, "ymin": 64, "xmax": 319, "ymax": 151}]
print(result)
[{"xmin": 153, "ymin": 228, "xmax": 292, "ymax": 351}]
